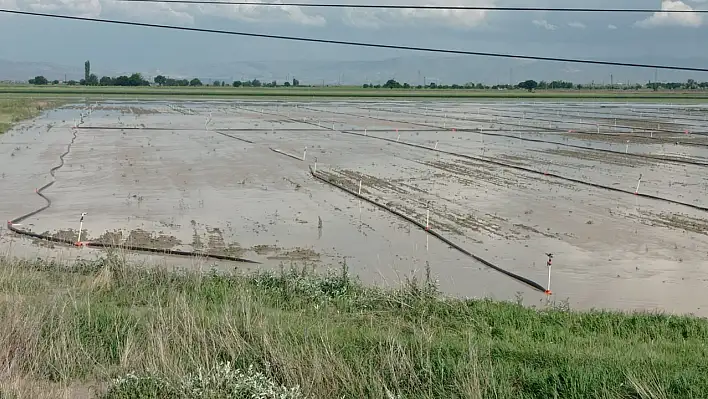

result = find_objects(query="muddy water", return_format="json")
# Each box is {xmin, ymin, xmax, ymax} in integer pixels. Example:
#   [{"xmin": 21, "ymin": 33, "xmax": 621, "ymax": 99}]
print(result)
[
  {"xmin": 3, "ymin": 100, "xmax": 708, "ymax": 315},
  {"xmin": 294, "ymin": 104, "xmax": 708, "ymax": 208},
  {"xmin": 0, "ymin": 102, "xmax": 531, "ymax": 298}
]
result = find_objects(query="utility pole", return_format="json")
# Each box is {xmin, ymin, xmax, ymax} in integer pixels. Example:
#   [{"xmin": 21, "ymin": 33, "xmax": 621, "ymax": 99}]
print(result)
[
  {"xmin": 509, "ymin": 68, "xmax": 513, "ymax": 86},
  {"xmin": 610, "ymin": 74, "xmax": 613, "ymax": 89}
]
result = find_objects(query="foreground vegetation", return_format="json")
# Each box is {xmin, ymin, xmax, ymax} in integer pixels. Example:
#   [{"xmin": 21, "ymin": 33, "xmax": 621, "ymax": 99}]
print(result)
[
  {"xmin": 0, "ymin": 98, "xmax": 63, "ymax": 134},
  {"xmin": 0, "ymin": 252, "xmax": 706, "ymax": 398}
]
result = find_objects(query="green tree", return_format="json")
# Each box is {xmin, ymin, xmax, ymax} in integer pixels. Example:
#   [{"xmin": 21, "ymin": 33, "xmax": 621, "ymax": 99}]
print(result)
[
  {"xmin": 283, "ymin": 81, "xmax": 290, "ymax": 87},
  {"xmin": 154, "ymin": 75, "xmax": 167, "ymax": 86},
  {"xmin": 212, "ymin": 80, "xmax": 221, "ymax": 87},
  {"xmin": 28, "ymin": 76, "xmax": 48, "ymax": 85},
  {"xmin": 251, "ymin": 79, "xmax": 261, "ymax": 87},
  {"xmin": 100, "ymin": 76, "xmax": 113, "ymax": 86},
  {"xmin": 518, "ymin": 80, "xmax": 538, "ymax": 92},
  {"xmin": 84, "ymin": 60, "xmax": 91, "ymax": 84},
  {"xmin": 292, "ymin": 78, "xmax": 299, "ymax": 87},
  {"xmin": 383, "ymin": 79, "xmax": 401, "ymax": 89},
  {"xmin": 128, "ymin": 73, "xmax": 148, "ymax": 86},
  {"xmin": 190, "ymin": 78, "xmax": 202, "ymax": 86},
  {"xmin": 232, "ymin": 80, "xmax": 242, "ymax": 87},
  {"xmin": 86, "ymin": 74, "xmax": 99, "ymax": 86},
  {"xmin": 52, "ymin": 80, "xmax": 59, "ymax": 85}
]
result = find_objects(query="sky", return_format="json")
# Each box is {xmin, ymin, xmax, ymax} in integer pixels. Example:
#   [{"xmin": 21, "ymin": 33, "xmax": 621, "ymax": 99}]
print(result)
[{"xmin": 0, "ymin": 0, "xmax": 706, "ymax": 81}]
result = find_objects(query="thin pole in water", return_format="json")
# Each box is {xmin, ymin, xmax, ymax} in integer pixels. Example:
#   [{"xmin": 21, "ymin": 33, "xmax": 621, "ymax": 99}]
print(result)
[
  {"xmin": 358, "ymin": 180, "xmax": 362, "ymax": 195},
  {"xmin": 76, "ymin": 212, "xmax": 87, "ymax": 246},
  {"xmin": 635, "ymin": 173, "xmax": 643, "ymax": 195},
  {"xmin": 545, "ymin": 253, "xmax": 553, "ymax": 295},
  {"xmin": 303, "ymin": 146, "xmax": 307, "ymax": 161},
  {"xmin": 426, "ymin": 203, "xmax": 430, "ymax": 231}
]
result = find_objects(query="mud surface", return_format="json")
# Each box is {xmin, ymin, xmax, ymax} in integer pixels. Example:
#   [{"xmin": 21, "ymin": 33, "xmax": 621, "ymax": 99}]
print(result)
[{"xmin": 2, "ymin": 99, "xmax": 708, "ymax": 316}]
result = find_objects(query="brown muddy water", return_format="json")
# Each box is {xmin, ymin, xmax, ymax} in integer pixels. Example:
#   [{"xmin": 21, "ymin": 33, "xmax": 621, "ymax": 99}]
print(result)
[{"xmin": 2, "ymin": 99, "xmax": 708, "ymax": 316}]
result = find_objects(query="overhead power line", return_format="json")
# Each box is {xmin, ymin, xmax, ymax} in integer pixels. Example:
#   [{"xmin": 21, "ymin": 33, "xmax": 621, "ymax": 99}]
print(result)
[
  {"xmin": 1, "ymin": 9, "xmax": 707, "ymax": 73},
  {"xmin": 114, "ymin": 1, "xmax": 708, "ymax": 14}
]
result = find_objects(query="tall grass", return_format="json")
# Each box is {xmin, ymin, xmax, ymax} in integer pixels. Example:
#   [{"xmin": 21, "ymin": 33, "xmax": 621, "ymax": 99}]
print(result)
[
  {"xmin": 0, "ymin": 252, "xmax": 706, "ymax": 398},
  {"xmin": 0, "ymin": 98, "xmax": 62, "ymax": 134}
]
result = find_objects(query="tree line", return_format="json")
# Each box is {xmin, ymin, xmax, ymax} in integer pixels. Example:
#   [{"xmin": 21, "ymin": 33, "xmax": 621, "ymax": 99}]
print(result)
[
  {"xmin": 25, "ymin": 60, "xmax": 708, "ymax": 91},
  {"xmin": 28, "ymin": 74, "xmax": 302, "ymax": 88},
  {"xmin": 27, "ymin": 60, "xmax": 304, "ymax": 88},
  {"xmin": 366, "ymin": 79, "xmax": 708, "ymax": 91}
]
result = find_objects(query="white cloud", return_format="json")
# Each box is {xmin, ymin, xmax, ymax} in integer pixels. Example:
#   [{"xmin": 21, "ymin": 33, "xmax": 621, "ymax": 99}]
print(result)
[
  {"xmin": 607, "ymin": 24, "xmax": 618, "ymax": 29},
  {"xmin": 104, "ymin": 0, "xmax": 194, "ymax": 25},
  {"xmin": 342, "ymin": 0, "xmax": 495, "ymax": 30},
  {"xmin": 26, "ymin": 0, "xmax": 102, "ymax": 18},
  {"xmin": 635, "ymin": 0, "xmax": 702, "ymax": 28},
  {"xmin": 567, "ymin": 21, "xmax": 586, "ymax": 29},
  {"xmin": 4, "ymin": 0, "xmax": 325, "ymax": 26},
  {"xmin": 196, "ymin": 1, "xmax": 326, "ymax": 27},
  {"xmin": 532, "ymin": 19, "xmax": 557, "ymax": 30}
]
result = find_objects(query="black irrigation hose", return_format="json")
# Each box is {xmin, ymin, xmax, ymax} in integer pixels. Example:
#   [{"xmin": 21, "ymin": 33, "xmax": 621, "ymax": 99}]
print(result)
[
  {"xmin": 7, "ymin": 124, "xmax": 260, "ymax": 264},
  {"xmin": 243, "ymin": 106, "xmax": 708, "ymax": 213},
  {"xmin": 471, "ymin": 105, "xmax": 705, "ymax": 135},
  {"xmin": 350, "ymin": 106, "xmax": 708, "ymax": 167},
  {"xmin": 420, "ymin": 105, "xmax": 708, "ymax": 148},
  {"xmin": 269, "ymin": 147, "xmax": 304, "ymax": 161},
  {"xmin": 309, "ymin": 166, "xmax": 547, "ymax": 293},
  {"xmin": 348, "ymin": 130, "xmax": 708, "ymax": 213},
  {"xmin": 213, "ymin": 130, "xmax": 254, "ymax": 143},
  {"xmin": 517, "ymin": 103, "xmax": 708, "ymax": 126}
]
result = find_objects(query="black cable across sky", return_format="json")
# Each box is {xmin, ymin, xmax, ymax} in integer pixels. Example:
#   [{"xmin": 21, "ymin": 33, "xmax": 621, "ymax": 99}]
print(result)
[
  {"xmin": 1, "ymin": 9, "xmax": 707, "ymax": 73},
  {"xmin": 114, "ymin": 1, "xmax": 708, "ymax": 14}
]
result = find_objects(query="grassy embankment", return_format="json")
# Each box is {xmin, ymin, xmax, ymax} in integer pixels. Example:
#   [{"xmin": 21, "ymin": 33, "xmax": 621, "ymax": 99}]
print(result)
[
  {"xmin": 0, "ymin": 98, "xmax": 64, "ymax": 134},
  {"xmin": 0, "ymin": 252, "xmax": 706, "ymax": 398},
  {"xmin": 2, "ymin": 84, "xmax": 708, "ymax": 101}
]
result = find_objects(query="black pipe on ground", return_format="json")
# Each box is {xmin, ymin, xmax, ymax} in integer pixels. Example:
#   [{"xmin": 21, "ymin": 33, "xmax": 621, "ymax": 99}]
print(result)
[
  {"xmin": 7, "ymin": 123, "xmax": 260, "ymax": 265},
  {"xmin": 309, "ymin": 166, "xmax": 548, "ymax": 293},
  {"xmin": 244, "ymin": 106, "xmax": 708, "ymax": 213}
]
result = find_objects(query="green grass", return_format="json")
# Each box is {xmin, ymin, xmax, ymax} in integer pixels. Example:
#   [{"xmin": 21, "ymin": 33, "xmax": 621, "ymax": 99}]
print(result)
[
  {"xmin": 0, "ymin": 253, "xmax": 706, "ymax": 398},
  {"xmin": 2, "ymin": 84, "xmax": 708, "ymax": 101},
  {"xmin": 0, "ymin": 98, "xmax": 64, "ymax": 134}
]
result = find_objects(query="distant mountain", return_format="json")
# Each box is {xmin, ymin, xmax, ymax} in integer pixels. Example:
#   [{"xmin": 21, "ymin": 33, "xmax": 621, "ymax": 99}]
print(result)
[
  {"xmin": 3, "ymin": 55, "xmax": 705, "ymax": 86},
  {"xmin": 0, "ymin": 59, "xmax": 82, "ymax": 82},
  {"xmin": 0, "ymin": 59, "xmax": 127, "ymax": 83},
  {"xmin": 170, "ymin": 55, "xmax": 708, "ymax": 86}
]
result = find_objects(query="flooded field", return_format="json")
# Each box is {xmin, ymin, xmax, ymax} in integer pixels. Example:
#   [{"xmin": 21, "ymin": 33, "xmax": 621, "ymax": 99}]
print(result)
[{"xmin": 2, "ymin": 99, "xmax": 708, "ymax": 315}]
